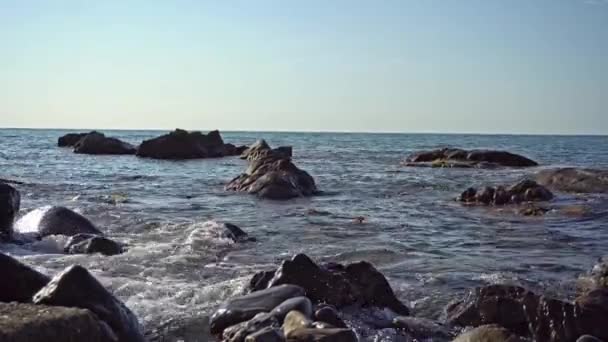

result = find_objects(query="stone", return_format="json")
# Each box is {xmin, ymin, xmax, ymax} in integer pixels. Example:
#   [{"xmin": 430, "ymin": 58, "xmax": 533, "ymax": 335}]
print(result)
[
  {"xmin": 314, "ymin": 306, "xmax": 347, "ymax": 328},
  {"xmin": 392, "ymin": 316, "xmax": 451, "ymax": 340},
  {"xmin": 136, "ymin": 129, "xmax": 236, "ymax": 159},
  {"xmin": 241, "ymin": 140, "xmax": 272, "ymax": 160},
  {"xmin": 73, "ymin": 132, "xmax": 136, "ymax": 155},
  {"xmin": 245, "ymin": 327, "xmax": 285, "ymax": 342},
  {"xmin": 33, "ymin": 265, "xmax": 145, "ymax": 342},
  {"xmin": 535, "ymin": 168, "xmax": 608, "ymax": 193},
  {"xmin": 32, "ymin": 206, "xmax": 103, "ymax": 237},
  {"xmin": 0, "ymin": 252, "xmax": 50, "ymax": 303},
  {"xmin": 270, "ymin": 297, "xmax": 313, "ymax": 323},
  {"xmin": 457, "ymin": 180, "xmax": 553, "ymax": 207},
  {"xmin": 285, "ymin": 327, "xmax": 357, "ymax": 342},
  {"xmin": 0, "ymin": 183, "xmax": 20, "ymax": 241},
  {"xmin": 223, "ymin": 312, "xmax": 280, "ymax": 342},
  {"xmin": 210, "ymin": 284, "xmax": 305, "ymax": 335},
  {"xmin": 64, "ymin": 234, "xmax": 124, "ymax": 256},
  {"xmin": 282, "ymin": 310, "xmax": 312, "ymax": 337},
  {"xmin": 58, "ymin": 132, "xmax": 89, "ymax": 147},
  {"xmin": 577, "ymin": 336, "xmax": 604, "ymax": 342},
  {"xmin": 453, "ymin": 324, "xmax": 529, "ymax": 342},
  {"xmin": 577, "ymin": 257, "xmax": 608, "ymax": 294},
  {"xmin": 0, "ymin": 302, "xmax": 117, "ymax": 342},
  {"xmin": 223, "ymin": 222, "xmax": 256, "ymax": 242},
  {"xmin": 404, "ymin": 148, "xmax": 538, "ymax": 168}
]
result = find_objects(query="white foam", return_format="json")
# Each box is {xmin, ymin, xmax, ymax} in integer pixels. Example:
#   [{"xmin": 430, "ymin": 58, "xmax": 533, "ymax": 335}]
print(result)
[{"xmin": 14, "ymin": 206, "xmax": 52, "ymax": 234}]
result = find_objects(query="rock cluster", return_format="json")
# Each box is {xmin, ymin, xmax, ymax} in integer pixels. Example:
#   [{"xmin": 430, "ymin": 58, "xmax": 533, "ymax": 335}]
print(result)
[
  {"xmin": 136, "ymin": 129, "xmax": 244, "ymax": 159},
  {"xmin": 404, "ymin": 147, "xmax": 538, "ymax": 168},
  {"xmin": 458, "ymin": 179, "xmax": 554, "ymax": 205}
]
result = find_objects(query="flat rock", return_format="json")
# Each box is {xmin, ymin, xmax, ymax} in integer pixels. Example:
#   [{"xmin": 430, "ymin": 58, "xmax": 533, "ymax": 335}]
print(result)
[
  {"xmin": 0, "ymin": 252, "xmax": 50, "ymax": 302},
  {"xmin": 0, "ymin": 183, "xmax": 20, "ymax": 241},
  {"xmin": 136, "ymin": 129, "xmax": 237, "ymax": 159},
  {"xmin": 404, "ymin": 148, "xmax": 538, "ymax": 168},
  {"xmin": 535, "ymin": 168, "xmax": 608, "ymax": 193},
  {"xmin": 458, "ymin": 179, "xmax": 553, "ymax": 206},
  {"xmin": 74, "ymin": 132, "xmax": 136, "ymax": 155}
]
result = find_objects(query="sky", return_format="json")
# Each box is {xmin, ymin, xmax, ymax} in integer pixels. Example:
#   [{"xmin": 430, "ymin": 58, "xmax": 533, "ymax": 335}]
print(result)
[{"xmin": 0, "ymin": 0, "xmax": 607, "ymax": 134}]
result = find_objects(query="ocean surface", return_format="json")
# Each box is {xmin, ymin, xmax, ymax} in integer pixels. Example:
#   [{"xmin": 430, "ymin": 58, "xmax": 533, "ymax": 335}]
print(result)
[{"xmin": 1, "ymin": 129, "xmax": 608, "ymax": 341}]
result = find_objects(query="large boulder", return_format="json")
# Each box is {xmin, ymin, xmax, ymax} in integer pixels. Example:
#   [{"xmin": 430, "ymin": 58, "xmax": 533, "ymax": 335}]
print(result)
[
  {"xmin": 19, "ymin": 206, "xmax": 103, "ymax": 238},
  {"xmin": 248, "ymin": 254, "xmax": 410, "ymax": 316},
  {"xmin": 33, "ymin": 265, "xmax": 145, "ymax": 342},
  {"xmin": 458, "ymin": 179, "xmax": 553, "ymax": 206},
  {"xmin": 226, "ymin": 152, "xmax": 317, "ymax": 200},
  {"xmin": 0, "ymin": 302, "xmax": 116, "ymax": 342},
  {"xmin": 74, "ymin": 132, "xmax": 136, "ymax": 155},
  {"xmin": 535, "ymin": 168, "xmax": 608, "ymax": 193},
  {"xmin": 0, "ymin": 183, "xmax": 20, "ymax": 241},
  {"xmin": 58, "ymin": 132, "xmax": 89, "ymax": 147},
  {"xmin": 404, "ymin": 148, "xmax": 538, "ymax": 168},
  {"xmin": 136, "ymin": 129, "xmax": 238, "ymax": 159},
  {"xmin": 0, "ymin": 252, "xmax": 50, "ymax": 303}
]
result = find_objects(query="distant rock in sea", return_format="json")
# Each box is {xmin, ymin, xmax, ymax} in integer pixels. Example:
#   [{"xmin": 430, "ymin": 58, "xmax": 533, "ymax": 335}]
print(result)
[
  {"xmin": 404, "ymin": 147, "xmax": 538, "ymax": 168},
  {"xmin": 74, "ymin": 131, "xmax": 136, "ymax": 155},
  {"xmin": 136, "ymin": 128, "xmax": 242, "ymax": 159},
  {"xmin": 535, "ymin": 167, "xmax": 608, "ymax": 193}
]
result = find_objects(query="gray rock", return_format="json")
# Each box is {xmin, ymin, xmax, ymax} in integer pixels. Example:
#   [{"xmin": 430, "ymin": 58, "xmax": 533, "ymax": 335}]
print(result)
[
  {"xmin": 223, "ymin": 312, "xmax": 280, "ymax": 342},
  {"xmin": 0, "ymin": 183, "xmax": 20, "ymax": 241},
  {"xmin": 64, "ymin": 234, "xmax": 124, "ymax": 256},
  {"xmin": 405, "ymin": 148, "xmax": 538, "ymax": 168},
  {"xmin": 270, "ymin": 297, "xmax": 313, "ymax": 323},
  {"xmin": 536, "ymin": 168, "xmax": 608, "ymax": 193},
  {"xmin": 34, "ymin": 206, "xmax": 102, "ymax": 237},
  {"xmin": 0, "ymin": 252, "xmax": 50, "ymax": 303},
  {"xmin": 210, "ymin": 284, "xmax": 305, "ymax": 334}
]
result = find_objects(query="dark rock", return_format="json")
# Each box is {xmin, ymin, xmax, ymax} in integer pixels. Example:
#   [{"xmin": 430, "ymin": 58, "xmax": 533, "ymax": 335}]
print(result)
[
  {"xmin": 272, "ymin": 146, "xmax": 292, "ymax": 159},
  {"xmin": 285, "ymin": 327, "xmax": 357, "ymax": 342},
  {"xmin": 0, "ymin": 252, "xmax": 50, "ymax": 303},
  {"xmin": 245, "ymin": 327, "xmax": 285, "ymax": 342},
  {"xmin": 0, "ymin": 183, "xmax": 20, "ymax": 241},
  {"xmin": 314, "ymin": 306, "xmax": 347, "ymax": 329},
  {"xmin": 577, "ymin": 336, "xmax": 605, "ymax": 342},
  {"xmin": 282, "ymin": 310, "xmax": 312, "ymax": 337},
  {"xmin": 392, "ymin": 316, "xmax": 452, "ymax": 340},
  {"xmin": 223, "ymin": 312, "xmax": 280, "ymax": 342},
  {"xmin": 241, "ymin": 140, "xmax": 272, "ymax": 160},
  {"xmin": 58, "ymin": 132, "xmax": 89, "ymax": 147},
  {"xmin": 224, "ymin": 222, "xmax": 256, "ymax": 242},
  {"xmin": 459, "ymin": 187, "xmax": 477, "ymax": 203},
  {"xmin": 64, "ymin": 234, "xmax": 123, "ymax": 256},
  {"xmin": 35, "ymin": 206, "xmax": 102, "ymax": 237},
  {"xmin": 519, "ymin": 205, "xmax": 550, "ymax": 216},
  {"xmin": 452, "ymin": 324, "xmax": 529, "ymax": 342},
  {"xmin": 535, "ymin": 168, "xmax": 608, "ymax": 193},
  {"xmin": 136, "ymin": 129, "xmax": 236, "ymax": 159},
  {"xmin": 458, "ymin": 180, "xmax": 553, "ymax": 207},
  {"xmin": 493, "ymin": 186, "xmax": 510, "ymax": 205},
  {"xmin": 0, "ymin": 302, "xmax": 117, "ymax": 342},
  {"xmin": 574, "ymin": 288, "xmax": 608, "ymax": 341},
  {"xmin": 577, "ymin": 257, "xmax": 608, "ymax": 294},
  {"xmin": 249, "ymin": 254, "xmax": 410, "ymax": 316},
  {"xmin": 74, "ymin": 132, "xmax": 136, "ymax": 155},
  {"xmin": 33, "ymin": 265, "xmax": 145, "ymax": 342},
  {"xmin": 475, "ymin": 187, "xmax": 495, "ymax": 204},
  {"xmin": 210, "ymin": 284, "xmax": 305, "ymax": 335},
  {"xmin": 404, "ymin": 148, "xmax": 538, "ymax": 168},
  {"xmin": 270, "ymin": 297, "xmax": 313, "ymax": 323}
]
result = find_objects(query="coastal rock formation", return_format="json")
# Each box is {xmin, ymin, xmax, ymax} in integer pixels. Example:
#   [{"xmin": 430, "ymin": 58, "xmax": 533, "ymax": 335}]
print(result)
[
  {"xmin": 0, "ymin": 183, "xmax": 20, "ymax": 241},
  {"xmin": 33, "ymin": 265, "xmax": 145, "ymax": 342},
  {"xmin": 57, "ymin": 132, "xmax": 89, "ymax": 147},
  {"xmin": 64, "ymin": 234, "xmax": 124, "ymax": 256},
  {"xmin": 227, "ymin": 142, "xmax": 317, "ymax": 200},
  {"xmin": 136, "ymin": 129, "xmax": 239, "ymax": 159},
  {"xmin": 458, "ymin": 179, "xmax": 553, "ymax": 205},
  {"xmin": 535, "ymin": 168, "xmax": 608, "ymax": 193},
  {"xmin": 0, "ymin": 302, "xmax": 116, "ymax": 342},
  {"xmin": 20, "ymin": 206, "xmax": 103, "ymax": 238},
  {"xmin": 0, "ymin": 252, "xmax": 50, "ymax": 303},
  {"xmin": 404, "ymin": 147, "xmax": 538, "ymax": 168},
  {"xmin": 74, "ymin": 132, "xmax": 136, "ymax": 155},
  {"xmin": 241, "ymin": 140, "xmax": 293, "ymax": 162}
]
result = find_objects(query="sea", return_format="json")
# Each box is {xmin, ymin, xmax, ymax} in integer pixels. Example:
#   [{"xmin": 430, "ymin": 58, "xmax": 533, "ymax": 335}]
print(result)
[{"xmin": 1, "ymin": 129, "xmax": 607, "ymax": 341}]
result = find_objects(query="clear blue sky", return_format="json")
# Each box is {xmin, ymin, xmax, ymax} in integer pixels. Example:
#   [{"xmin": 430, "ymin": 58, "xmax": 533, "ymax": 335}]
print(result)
[{"xmin": 1, "ymin": 0, "xmax": 606, "ymax": 134}]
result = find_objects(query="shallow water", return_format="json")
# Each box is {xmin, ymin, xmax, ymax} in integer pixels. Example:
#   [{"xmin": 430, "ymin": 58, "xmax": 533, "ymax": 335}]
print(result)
[{"xmin": 1, "ymin": 129, "xmax": 608, "ymax": 340}]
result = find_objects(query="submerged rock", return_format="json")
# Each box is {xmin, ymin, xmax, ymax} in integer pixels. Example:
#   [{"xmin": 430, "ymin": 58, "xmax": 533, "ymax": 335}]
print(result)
[
  {"xmin": 210, "ymin": 284, "xmax": 305, "ymax": 335},
  {"xmin": 0, "ymin": 252, "xmax": 50, "ymax": 303},
  {"xmin": 0, "ymin": 183, "xmax": 20, "ymax": 241},
  {"xmin": 58, "ymin": 132, "xmax": 89, "ymax": 147},
  {"xmin": 0, "ymin": 302, "xmax": 117, "ymax": 342},
  {"xmin": 33, "ymin": 265, "xmax": 145, "ymax": 342},
  {"xmin": 248, "ymin": 254, "xmax": 410, "ymax": 316},
  {"xmin": 136, "ymin": 129, "xmax": 238, "ymax": 159},
  {"xmin": 28, "ymin": 206, "xmax": 103, "ymax": 238},
  {"xmin": 535, "ymin": 168, "xmax": 608, "ymax": 193},
  {"xmin": 404, "ymin": 148, "xmax": 538, "ymax": 168},
  {"xmin": 74, "ymin": 132, "xmax": 136, "ymax": 155},
  {"xmin": 64, "ymin": 234, "xmax": 123, "ymax": 256},
  {"xmin": 458, "ymin": 179, "xmax": 553, "ymax": 206}
]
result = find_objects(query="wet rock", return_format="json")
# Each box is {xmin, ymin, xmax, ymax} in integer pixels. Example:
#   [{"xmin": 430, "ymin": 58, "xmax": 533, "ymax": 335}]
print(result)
[
  {"xmin": 457, "ymin": 180, "xmax": 553, "ymax": 207},
  {"xmin": 475, "ymin": 186, "xmax": 495, "ymax": 204},
  {"xmin": 241, "ymin": 140, "xmax": 272, "ymax": 160},
  {"xmin": 33, "ymin": 265, "xmax": 145, "ymax": 342},
  {"xmin": 64, "ymin": 234, "xmax": 123, "ymax": 256},
  {"xmin": 577, "ymin": 336, "xmax": 604, "ymax": 342},
  {"xmin": 35, "ymin": 206, "xmax": 102, "ymax": 237},
  {"xmin": 74, "ymin": 132, "xmax": 136, "ymax": 155},
  {"xmin": 270, "ymin": 297, "xmax": 313, "ymax": 323},
  {"xmin": 210, "ymin": 284, "xmax": 305, "ymax": 335},
  {"xmin": 226, "ymin": 152, "xmax": 317, "ymax": 200},
  {"xmin": 392, "ymin": 316, "xmax": 452, "ymax": 340},
  {"xmin": 285, "ymin": 327, "xmax": 357, "ymax": 342},
  {"xmin": 535, "ymin": 168, "xmax": 608, "ymax": 193},
  {"xmin": 0, "ymin": 252, "xmax": 50, "ymax": 303},
  {"xmin": 136, "ymin": 129, "xmax": 237, "ymax": 159},
  {"xmin": 0, "ymin": 302, "xmax": 117, "ymax": 342},
  {"xmin": 577, "ymin": 257, "xmax": 608, "ymax": 294},
  {"xmin": 58, "ymin": 132, "xmax": 89, "ymax": 147},
  {"xmin": 314, "ymin": 306, "xmax": 347, "ymax": 328},
  {"xmin": 0, "ymin": 183, "xmax": 20, "ymax": 241},
  {"xmin": 249, "ymin": 254, "xmax": 410, "ymax": 316},
  {"xmin": 282, "ymin": 310, "xmax": 312, "ymax": 336},
  {"xmin": 519, "ymin": 205, "xmax": 550, "ymax": 216},
  {"xmin": 459, "ymin": 187, "xmax": 477, "ymax": 203},
  {"xmin": 453, "ymin": 324, "xmax": 529, "ymax": 342},
  {"xmin": 245, "ymin": 327, "xmax": 285, "ymax": 342},
  {"xmin": 405, "ymin": 148, "xmax": 538, "ymax": 168},
  {"xmin": 574, "ymin": 288, "xmax": 608, "ymax": 341},
  {"xmin": 223, "ymin": 222, "xmax": 256, "ymax": 242},
  {"xmin": 223, "ymin": 312, "xmax": 280, "ymax": 342}
]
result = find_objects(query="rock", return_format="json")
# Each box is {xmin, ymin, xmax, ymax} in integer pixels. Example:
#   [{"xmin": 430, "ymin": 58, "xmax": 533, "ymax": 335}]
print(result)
[
  {"xmin": 535, "ymin": 168, "xmax": 608, "ymax": 193},
  {"xmin": 226, "ymin": 152, "xmax": 317, "ymax": 200},
  {"xmin": 574, "ymin": 288, "xmax": 608, "ymax": 341},
  {"xmin": 223, "ymin": 222, "xmax": 256, "ymax": 242},
  {"xmin": 249, "ymin": 254, "xmax": 410, "ymax": 316},
  {"xmin": 136, "ymin": 129, "xmax": 237, "ymax": 159},
  {"xmin": 73, "ymin": 132, "xmax": 136, "ymax": 155},
  {"xmin": 0, "ymin": 183, "xmax": 20, "ymax": 241},
  {"xmin": 223, "ymin": 312, "xmax": 280, "ymax": 342},
  {"xmin": 64, "ymin": 234, "xmax": 123, "ymax": 256},
  {"xmin": 241, "ymin": 140, "xmax": 272, "ymax": 160},
  {"xmin": 270, "ymin": 297, "xmax": 313, "ymax": 323},
  {"xmin": 404, "ymin": 148, "xmax": 538, "ymax": 168},
  {"xmin": 0, "ymin": 302, "xmax": 117, "ymax": 342},
  {"xmin": 457, "ymin": 180, "xmax": 553, "ymax": 206},
  {"xmin": 282, "ymin": 310, "xmax": 312, "ymax": 337},
  {"xmin": 245, "ymin": 327, "xmax": 285, "ymax": 342},
  {"xmin": 33, "ymin": 206, "xmax": 102, "ymax": 237},
  {"xmin": 33, "ymin": 265, "xmax": 145, "ymax": 342},
  {"xmin": 0, "ymin": 252, "xmax": 50, "ymax": 302},
  {"xmin": 314, "ymin": 306, "xmax": 347, "ymax": 329},
  {"xmin": 210, "ymin": 284, "xmax": 305, "ymax": 335},
  {"xmin": 272, "ymin": 146, "xmax": 292, "ymax": 159},
  {"xmin": 519, "ymin": 205, "xmax": 550, "ymax": 216},
  {"xmin": 285, "ymin": 327, "xmax": 357, "ymax": 342},
  {"xmin": 577, "ymin": 336, "xmax": 604, "ymax": 342},
  {"xmin": 392, "ymin": 316, "xmax": 451, "ymax": 340},
  {"xmin": 453, "ymin": 324, "xmax": 529, "ymax": 342},
  {"xmin": 577, "ymin": 257, "xmax": 608, "ymax": 294},
  {"xmin": 58, "ymin": 132, "xmax": 89, "ymax": 147}
]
